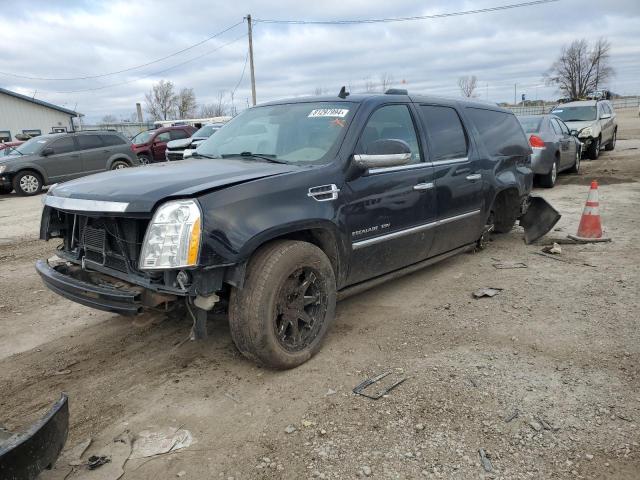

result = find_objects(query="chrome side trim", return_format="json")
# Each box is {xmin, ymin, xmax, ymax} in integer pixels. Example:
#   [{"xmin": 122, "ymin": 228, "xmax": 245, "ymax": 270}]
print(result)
[
  {"xmin": 308, "ymin": 184, "xmax": 340, "ymax": 201},
  {"xmin": 430, "ymin": 156, "xmax": 469, "ymax": 166},
  {"xmin": 44, "ymin": 195, "xmax": 130, "ymax": 213},
  {"xmin": 368, "ymin": 163, "xmax": 430, "ymax": 174},
  {"xmin": 352, "ymin": 209, "xmax": 481, "ymax": 250}
]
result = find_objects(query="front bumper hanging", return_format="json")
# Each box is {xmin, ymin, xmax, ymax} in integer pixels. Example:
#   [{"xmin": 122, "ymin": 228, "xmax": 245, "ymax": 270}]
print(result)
[{"xmin": 0, "ymin": 394, "xmax": 69, "ymax": 480}]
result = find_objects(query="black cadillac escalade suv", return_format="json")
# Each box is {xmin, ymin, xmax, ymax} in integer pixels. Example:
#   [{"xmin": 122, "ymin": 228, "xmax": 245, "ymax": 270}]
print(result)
[{"xmin": 37, "ymin": 90, "xmax": 558, "ymax": 369}]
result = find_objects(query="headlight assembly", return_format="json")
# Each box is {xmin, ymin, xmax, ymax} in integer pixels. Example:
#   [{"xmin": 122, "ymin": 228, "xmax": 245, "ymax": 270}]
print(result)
[
  {"xmin": 139, "ymin": 199, "xmax": 202, "ymax": 270},
  {"xmin": 579, "ymin": 127, "xmax": 593, "ymax": 138},
  {"xmin": 0, "ymin": 165, "xmax": 6, "ymax": 174}
]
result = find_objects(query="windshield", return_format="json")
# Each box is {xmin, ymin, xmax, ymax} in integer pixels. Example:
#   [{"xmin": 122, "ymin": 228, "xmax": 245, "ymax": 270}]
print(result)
[
  {"xmin": 517, "ymin": 116, "xmax": 542, "ymax": 133},
  {"xmin": 192, "ymin": 125, "xmax": 219, "ymax": 138},
  {"xmin": 551, "ymin": 106, "xmax": 596, "ymax": 122},
  {"xmin": 196, "ymin": 102, "xmax": 355, "ymax": 164},
  {"xmin": 10, "ymin": 136, "xmax": 50, "ymax": 155},
  {"xmin": 131, "ymin": 130, "xmax": 155, "ymax": 145}
]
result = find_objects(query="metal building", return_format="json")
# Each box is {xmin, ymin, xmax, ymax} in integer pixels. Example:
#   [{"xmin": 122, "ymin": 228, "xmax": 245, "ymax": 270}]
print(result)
[{"xmin": 0, "ymin": 87, "xmax": 80, "ymax": 142}]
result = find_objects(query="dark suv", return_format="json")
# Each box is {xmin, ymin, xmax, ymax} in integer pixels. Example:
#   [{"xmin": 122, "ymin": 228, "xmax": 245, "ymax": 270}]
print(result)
[
  {"xmin": 130, "ymin": 126, "xmax": 196, "ymax": 164},
  {"xmin": 0, "ymin": 131, "xmax": 137, "ymax": 196},
  {"xmin": 36, "ymin": 91, "xmax": 557, "ymax": 368}
]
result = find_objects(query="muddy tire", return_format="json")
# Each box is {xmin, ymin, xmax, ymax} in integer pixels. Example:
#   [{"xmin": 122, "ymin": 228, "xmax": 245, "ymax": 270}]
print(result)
[
  {"xmin": 604, "ymin": 130, "xmax": 616, "ymax": 151},
  {"xmin": 229, "ymin": 240, "xmax": 336, "ymax": 369},
  {"xmin": 110, "ymin": 160, "xmax": 130, "ymax": 170},
  {"xmin": 588, "ymin": 136, "xmax": 600, "ymax": 160},
  {"xmin": 491, "ymin": 192, "xmax": 519, "ymax": 234},
  {"xmin": 538, "ymin": 158, "xmax": 558, "ymax": 188},
  {"xmin": 138, "ymin": 154, "xmax": 151, "ymax": 165}
]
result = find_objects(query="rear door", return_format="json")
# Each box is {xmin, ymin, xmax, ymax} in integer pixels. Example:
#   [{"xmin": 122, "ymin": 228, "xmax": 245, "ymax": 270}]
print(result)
[
  {"xmin": 419, "ymin": 104, "xmax": 484, "ymax": 256},
  {"xmin": 76, "ymin": 134, "xmax": 107, "ymax": 174},
  {"xmin": 343, "ymin": 103, "xmax": 437, "ymax": 285},
  {"xmin": 555, "ymin": 118, "xmax": 577, "ymax": 168},
  {"xmin": 38, "ymin": 136, "xmax": 80, "ymax": 181}
]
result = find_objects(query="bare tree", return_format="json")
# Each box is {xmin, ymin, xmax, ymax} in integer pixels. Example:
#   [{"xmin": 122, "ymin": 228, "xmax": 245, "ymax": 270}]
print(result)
[
  {"xmin": 545, "ymin": 38, "xmax": 613, "ymax": 100},
  {"xmin": 379, "ymin": 73, "xmax": 394, "ymax": 92},
  {"xmin": 458, "ymin": 76, "xmax": 478, "ymax": 98},
  {"xmin": 145, "ymin": 79, "xmax": 177, "ymax": 120},
  {"xmin": 313, "ymin": 87, "xmax": 324, "ymax": 96},
  {"xmin": 176, "ymin": 87, "xmax": 197, "ymax": 119},
  {"xmin": 363, "ymin": 76, "xmax": 377, "ymax": 93},
  {"xmin": 100, "ymin": 114, "xmax": 118, "ymax": 125},
  {"xmin": 200, "ymin": 91, "xmax": 228, "ymax": 117}
]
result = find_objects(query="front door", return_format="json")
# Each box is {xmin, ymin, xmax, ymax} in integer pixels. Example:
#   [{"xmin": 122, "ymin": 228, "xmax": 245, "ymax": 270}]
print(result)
[
  {"xmin": 554, "ymin": 118, "xmax": 577, "ymax": 168},
  {"xmin": 39, "ymin": 136, "xmax": 80, "ymax": 181},
  {"xmin": 151, "ymin": 131, "xmax": 171, "ymax": 161},
  {"xmin": 343, "ymin": 104, "xmax": 437, "ymax": 285}
]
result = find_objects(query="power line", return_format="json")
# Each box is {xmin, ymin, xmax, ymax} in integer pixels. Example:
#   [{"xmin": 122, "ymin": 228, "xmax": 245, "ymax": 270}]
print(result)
[
  {"xmin": 231, "ymin": 48, "xmax": 250, "ymax": 97},
  {"xmin": 0, "ymin": 21, "xmax": 244, "ymax": 81},
  {"xmin": 51, "ymin": 33, "xmax": 248, "ymax": 94},
  {"xmin": 255, "ymin": 0, "xmax": 559, "ymax": 24}
]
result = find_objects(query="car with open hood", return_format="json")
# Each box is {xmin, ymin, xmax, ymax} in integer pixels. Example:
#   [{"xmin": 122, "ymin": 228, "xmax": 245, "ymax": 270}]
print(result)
[
  {"xmin": 165, "ymin": 123, "xmax": 225, "ymax": 161},
  {"xmin": 36, "ymin": 90, "xmax": 559, "ymax": 369},
  {"xmin": 550, "ymin": 99, "xmax": 617, "ymax": 159}
]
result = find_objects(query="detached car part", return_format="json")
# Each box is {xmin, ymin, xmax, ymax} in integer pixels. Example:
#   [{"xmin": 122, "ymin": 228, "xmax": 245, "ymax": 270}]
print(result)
[
  {"xmin": 520, "ymin": 196, "xmax": 561, "ymax": 244},
  {"xmin": 0, "ymin": 394, "xmax": 69, "ymax": 479}
]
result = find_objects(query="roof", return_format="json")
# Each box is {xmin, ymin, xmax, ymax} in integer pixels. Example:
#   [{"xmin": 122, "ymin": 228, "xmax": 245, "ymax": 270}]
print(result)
[
  {"xmin": 0, "ymin": 87, "xmax": 80, "ymax": 116},
  {"xmin": 555, "ymin": 100, "xmax": 599, "ymax": 107}
]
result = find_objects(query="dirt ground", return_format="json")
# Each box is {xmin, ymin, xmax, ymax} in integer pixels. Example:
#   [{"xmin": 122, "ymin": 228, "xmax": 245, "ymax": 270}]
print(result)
[{"xmin": 1, "ymin": 108, "xmax": 639, "ymax": 480}]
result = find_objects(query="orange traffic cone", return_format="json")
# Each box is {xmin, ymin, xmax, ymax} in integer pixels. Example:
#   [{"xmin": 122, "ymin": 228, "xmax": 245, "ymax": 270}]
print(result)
[{"xmin": 568, "ymin": 181, "xmax": 611, "ymax": 242}]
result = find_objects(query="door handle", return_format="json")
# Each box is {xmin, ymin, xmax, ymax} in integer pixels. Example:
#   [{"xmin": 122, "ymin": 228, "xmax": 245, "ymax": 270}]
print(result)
[
  {"xmin": 466, "ymin": 174, "xmax": 481, "ymax": 181},
  {"xmin": 413, "ymin": 182, "xmax": 434, "ymax": 191}
]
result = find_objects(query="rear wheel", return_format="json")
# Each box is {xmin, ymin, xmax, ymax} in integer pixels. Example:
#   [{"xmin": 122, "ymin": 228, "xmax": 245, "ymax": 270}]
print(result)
[
  {"xmin": 13, "ymin": 171, "xmax": 43, "ymax": 196},
  {"xmin": 110, "ymin": 160, "xmax": 130, "ymax": 170},
  {"xmin": 138, "ymin": 154, "xmax": 151, "ymax": 165},
  {"xmin": 539, "ymin": 158, "xmax": 558, "ymax": 188},
  {"xmin": 491, "ymin": 191, "xmax": 519, "ymax": 234},
  {"xmin": 604, "ymin": 130, "xmax": 616, "ymax": 151},
  {"xmin": 588, "ymin": 136, "xmax": 600, "ymax": 160},
  {"xmin": 229, "ymin": 240, "xmax": 336, "ymax": 369},
  {"xmin": 568, "ymin": 149, "xmax": 581, "ymax": 173}
]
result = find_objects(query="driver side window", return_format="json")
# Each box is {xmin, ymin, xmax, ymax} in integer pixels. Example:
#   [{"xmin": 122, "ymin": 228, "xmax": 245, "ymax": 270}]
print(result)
[{"xmin": 358, "ymin": 105, "xmax": 421, "ymax": 164}]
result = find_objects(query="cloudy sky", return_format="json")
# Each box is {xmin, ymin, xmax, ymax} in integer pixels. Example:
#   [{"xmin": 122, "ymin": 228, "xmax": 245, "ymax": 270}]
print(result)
[{"xmin": 1, "ymin": 0, "xmax": 638, "ymax": 122}]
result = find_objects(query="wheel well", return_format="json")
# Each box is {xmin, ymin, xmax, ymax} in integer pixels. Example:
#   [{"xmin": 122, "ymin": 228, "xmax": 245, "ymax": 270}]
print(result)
[
  {"xmin": 14, "ymin": 168, "xmax": 44, "ymax": 183},
  {"xmin": 269, "ymin": 229, "xmax": 340, "ymax": 278},
  {"xmin": 491, "ymin": 188, "xmax": 520, "ymax": 221}
]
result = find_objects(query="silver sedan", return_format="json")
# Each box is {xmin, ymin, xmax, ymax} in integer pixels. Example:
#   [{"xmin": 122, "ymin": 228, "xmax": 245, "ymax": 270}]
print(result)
[{"xmin": 517, "ymin": 114, "xmax": 582, "ymax": 188}]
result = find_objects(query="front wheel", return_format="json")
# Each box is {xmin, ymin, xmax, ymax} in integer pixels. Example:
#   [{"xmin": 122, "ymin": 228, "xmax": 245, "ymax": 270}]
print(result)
[
  {"xmin": 110, "ymin": 160, "xmax": 130, "ymax": 170},
  {"xmin": 588, "ymin": 137, "xmax": 600, "ymax": 160},
  {"xmin": 229, "ymin": 240, "xmax": 336, "ymax": 369},
  {"xmin": 13, "ymin": 171, "xmax": 43, "ymax": 196}
]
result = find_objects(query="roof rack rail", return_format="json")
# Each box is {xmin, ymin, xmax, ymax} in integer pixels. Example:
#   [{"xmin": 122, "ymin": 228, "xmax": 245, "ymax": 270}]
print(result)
[{"xmin": 385, "ymin": 88, "xmax": 408, "ymax": 95}]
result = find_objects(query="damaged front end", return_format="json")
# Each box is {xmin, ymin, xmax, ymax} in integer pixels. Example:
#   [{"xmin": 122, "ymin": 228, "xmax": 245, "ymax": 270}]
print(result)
[
  {"xmin": 0, "ymin": 394, "xmax": 69, "ymax": 479},
  {"xmin": 519, "ymin": 196, "xmax": 561, "ymax": 244}
]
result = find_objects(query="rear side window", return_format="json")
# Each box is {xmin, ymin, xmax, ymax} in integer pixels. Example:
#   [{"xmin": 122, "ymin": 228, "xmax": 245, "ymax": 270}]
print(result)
[
  {"xmin": 50, "ymin": 137, "xmax": 76, "ymax": 155},
  {"xmin": 466, "ymin": 108, "xmax": 529, "ymax": 156},
  {"xmin": 155, "ymin": 132, "xmax": 171, "ymax": 142},
  {"xmin": 77, "ymin": 135, "xmax": 104, "ymax": 150},
  {"xmin": 100, "ymin": 134, "xmax": 126, "ymax": 146},
  {"xmin": 170, "ymin": 129, "xmax": 190, "ymax": 140},
  {"xmin": 419, "ymin": 105, "xmax": 467, "ymax": 161}
]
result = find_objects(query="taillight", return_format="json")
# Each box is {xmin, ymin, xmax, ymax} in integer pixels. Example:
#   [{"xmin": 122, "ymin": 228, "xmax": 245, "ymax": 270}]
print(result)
[
  {"xmin": 529, "ymin": 135, "xmax": 545, "ymax": 149},
  {"xmin": 130, "ymin": 144, "xmax": 136, "ymax": 152}
]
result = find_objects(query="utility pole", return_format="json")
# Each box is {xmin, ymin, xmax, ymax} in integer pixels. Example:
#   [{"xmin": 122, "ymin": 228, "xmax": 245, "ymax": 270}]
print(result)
[
  {"xmin": 514, "ymin": 84, "xmax": 517, "ymax": 106},
  {"xmin": 246, "ymin": 14, "xmax": 257, "ymax": 106}
]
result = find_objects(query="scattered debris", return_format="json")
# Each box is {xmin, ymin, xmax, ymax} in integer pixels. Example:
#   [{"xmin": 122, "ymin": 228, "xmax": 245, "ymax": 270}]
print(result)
[
  {"xmin": 504, "ymin": 409, "xmax": 520, "ymax": 423},
  {"xmin": 542, "ymin": 242, "xmax": 562, "ymax": 254},
  {"xmin": 325, "ymin": 388, "xmax": 337, "ymax": 396},
  {"xmin": 478, "ymin": 449, "xmax": 493, "ymax": 473},
  {"xmin": 177, "ymin": 470, "xmax": 186, "ymax": 477},
  {"xmin": 616, "ymin": 413, "xmax": 632, "ymax": 422},
  {"xmin": 284, "ymin": 425, "xmax": 296, "ymax": 434},
  {"xmin": 68, "ymin": 438, "xmax": 93, "ymax": 466},
  {"xmin": 467, "ymin": 377, "xmax": 479, "ymax": 388},
  {"xmin": 301, "ymin": 420, "xmax": 316, "ymax": 428},
  {"xmin": 361, "ymin": 465, "xmax": 372, "ymax": 476},
  {"xmin": 352, "ymin": 371, "xmax": 407, "ymax": 400},
  {"xmin": 492, "ymin": 261, "xmax": 527, "ymax": 269},
  {"xmin": 87, "ymin": 455, "xmax": 111, "ymax": 470},
  {"xmin": 130, "ymin": 427, "xmax": 193, "ymax": 459},
  {"xmin": 52, "ymin": 369, "xmax": 72, "ymax": 376},
  {"xmin": 224, "ymin": 392, "xmax": 240, "ymax": 403},
  {"xmin": 533, "ymin": 251, "xmax": 573, "ymax": 264},
  {"xmin": 528, "ymin": 420, "xmax": 543, "ymax": 432},
  {"xmin": 472, "ymin": 287, "xmax": 503, "ymax": 298},
  {"xmin": 535, "ymin": 416, "xmax": 557, "ymax": 431}
]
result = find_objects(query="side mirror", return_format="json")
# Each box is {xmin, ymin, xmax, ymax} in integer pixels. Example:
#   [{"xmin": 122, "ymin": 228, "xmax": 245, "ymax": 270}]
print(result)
[
  {"xmin": 353, "ymin": 139, "xmax": 412, "ymax": 170},
  {"xmin": 600, "ymin": 113, "xmax": 611, "ymax": 119},
  {"xmin": 41, "ymin": 147, "xmax": 54, "ymax": 156},
  {"xmin": 570, "ymin": 129, "xmax": 579, "ymax": 137}
]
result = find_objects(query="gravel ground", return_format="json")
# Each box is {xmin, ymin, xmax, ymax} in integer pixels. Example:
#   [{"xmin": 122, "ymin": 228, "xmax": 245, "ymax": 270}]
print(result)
[{"xmin": 0, "ymin": 108, "xmax": 638, "ymax": 480}]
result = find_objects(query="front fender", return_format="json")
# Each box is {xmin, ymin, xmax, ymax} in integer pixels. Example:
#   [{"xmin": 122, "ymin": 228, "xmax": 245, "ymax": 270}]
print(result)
[{"xmin": 7, "ymin": 163, "xmax": 49, "ymax": 184}]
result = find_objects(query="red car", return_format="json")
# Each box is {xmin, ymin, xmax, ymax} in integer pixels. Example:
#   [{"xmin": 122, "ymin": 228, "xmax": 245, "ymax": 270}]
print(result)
[
  {"xmin": 0, "ymin": 141, "xmax": 25, "ymax": 157},
  {"xmin": 130, "ymin": 125, "xmax": 196, "ymax": 164}
]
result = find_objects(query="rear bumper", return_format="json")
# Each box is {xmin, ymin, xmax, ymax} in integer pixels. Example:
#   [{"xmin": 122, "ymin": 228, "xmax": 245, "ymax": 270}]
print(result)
[
  {"xmin": 0, "ymin": 394, "xmax": 69, "ymax": 479},
  {"xmin": 36, "ymin": 259, "xmax": 143, "ymax": 316}
]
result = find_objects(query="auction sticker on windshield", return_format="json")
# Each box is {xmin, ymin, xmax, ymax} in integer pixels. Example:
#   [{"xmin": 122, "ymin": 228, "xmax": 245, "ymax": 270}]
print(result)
[{"xmin": 308, "ymin": 109, "xmax": 349, "ymax": 118}]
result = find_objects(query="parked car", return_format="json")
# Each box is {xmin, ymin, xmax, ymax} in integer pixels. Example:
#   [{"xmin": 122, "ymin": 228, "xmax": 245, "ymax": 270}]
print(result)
[
  {"xmin": 550, "ymin": 99, "xmax": 617, "ymax": 159},
  {"xmin": 0, "ymin": 141, "xmax": 25, "ymax": 157},
  {"xmin": 517, "ymin": 114, "xmax": 581, "ymax": 188},
  {"xmin": 36, "ymin": 91, "xmax": 558, "ymax": 369},
  {"xmin": 165, "ymin": 123, "xmax": 224, "ymax": 161},
  {"xmin": 0, "ymin": 131, "xmax": 138, "ymax": 196},
  {"xmin": 130, "ymin": 125, "xmax": 196, "ymax": 164}
]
